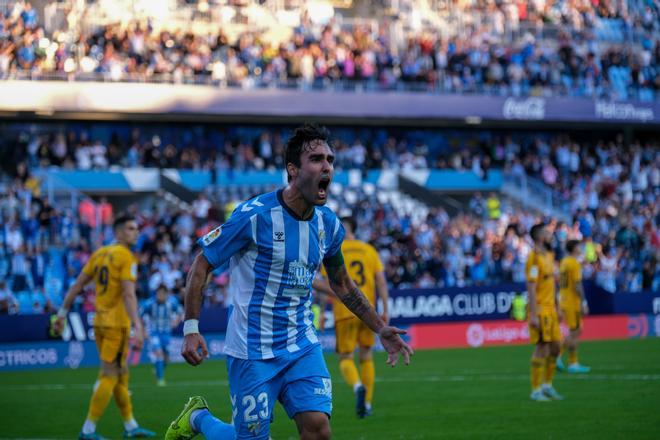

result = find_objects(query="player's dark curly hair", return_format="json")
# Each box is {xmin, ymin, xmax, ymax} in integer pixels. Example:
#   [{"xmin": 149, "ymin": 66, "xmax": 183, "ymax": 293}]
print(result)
[{"xmin": 284, "ymin": 124, "xmax": 331, "ymax": 182}]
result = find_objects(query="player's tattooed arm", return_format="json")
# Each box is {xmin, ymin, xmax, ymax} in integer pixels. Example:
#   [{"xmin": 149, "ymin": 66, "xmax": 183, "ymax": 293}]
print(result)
[
  {"xmin": 326, "ymin": 262, "xmax": 413, "ymax": 367},
  {"xmin": 184, "ymin": 252, "xmax": 213, "ymax": 320},
  {"xmin": 325, "ymin": 263, "xmax": 385, "ymax": 333}
]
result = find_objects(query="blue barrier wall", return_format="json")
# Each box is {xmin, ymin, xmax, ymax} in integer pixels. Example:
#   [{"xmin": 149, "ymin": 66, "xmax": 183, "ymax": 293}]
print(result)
[
  {"xmin": 4, "ymin": 283, "xmax": 657, "ymax": 344},
  {"xmin": 1, "ymin": 281, "xmax": 657, "ymax": 371},
  {"xmin": 0, "ymin": 330, "xmax": 385, "ymax": 371},
  {"xmin": 424, "ymin": 170, "xmax": 503, "ymax": 191},
  {"xmin": 39, "ymin": 169, "xmax": 502, "ymax": 193},
  {"xmin": 383, "ymin": 283, "xmax": 522, "ymax": 325},
  {"xmin": 0, "ymin": 333, "xmax": 226, "ymax": 372}
]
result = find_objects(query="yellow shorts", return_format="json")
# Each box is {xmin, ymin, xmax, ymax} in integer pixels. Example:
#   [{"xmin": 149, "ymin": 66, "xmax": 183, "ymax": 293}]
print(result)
[
  {"xmin": 335, "ymin": 317, "xmax": 375, "ymax": 354},
  {"xmin": 561, "ymin": 307, "xmax": 583, "ymax": 331},
  {"xmin": 94, "ymin": 326, "xmax": 129, "ymax": 367},
  {"xmin": 529, "ymin": 310, "xmax": 561, "ymax": 344}
]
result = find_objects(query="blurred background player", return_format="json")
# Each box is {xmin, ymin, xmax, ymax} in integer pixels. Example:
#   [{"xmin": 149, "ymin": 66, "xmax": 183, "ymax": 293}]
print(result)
[
  {"xmin": 315, "ymin": 215, "xmax": 390, "ymax": 418},
  {"xmin": 526, "ymin": 223, "xmax": 563, "ymax": 402},
  {"xmin": 140, "ymin": 284, "xmax": 184, "ymax": 386},
  {"xmin": 54, "ymin": 215, "xmax": 155, "ymax": 439},
  {"xmin": 557, "ymin": 240, "xmax": 591, "ymax": 373}
]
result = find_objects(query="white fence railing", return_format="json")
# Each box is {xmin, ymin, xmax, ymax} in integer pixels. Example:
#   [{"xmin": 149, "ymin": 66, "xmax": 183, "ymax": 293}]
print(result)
[{"xmin": 502, "ymin": 172, "xmax": 571, "ymax": 222}]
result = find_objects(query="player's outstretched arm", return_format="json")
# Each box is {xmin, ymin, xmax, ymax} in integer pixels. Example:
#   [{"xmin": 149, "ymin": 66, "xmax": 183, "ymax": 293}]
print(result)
[
  {"xmin": 53, "ymin": 272, "xmax": 93, "ymax": 335},
  {"xmin": 181, "ymin": 252, "xmax": 212, "ymax": 366},
  {"xmin": 325, "ymin": 262, "xmax": 413, "ymax": 367}
]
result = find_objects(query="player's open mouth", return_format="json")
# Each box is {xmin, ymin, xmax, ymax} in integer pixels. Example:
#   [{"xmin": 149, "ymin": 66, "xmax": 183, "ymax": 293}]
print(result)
[{"xmin": 318, "ymin": 177, "xmax": 330, "ymax": 199}]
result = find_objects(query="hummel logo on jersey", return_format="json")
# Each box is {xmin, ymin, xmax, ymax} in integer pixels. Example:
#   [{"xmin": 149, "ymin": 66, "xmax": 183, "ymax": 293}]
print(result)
[
  {"xmin": 230, "ymin": 394, "xmax": 238, "ymax": 422},
  {"xmin": 274, "ymin": 231, "xmax": 284, "ymax": 242}
]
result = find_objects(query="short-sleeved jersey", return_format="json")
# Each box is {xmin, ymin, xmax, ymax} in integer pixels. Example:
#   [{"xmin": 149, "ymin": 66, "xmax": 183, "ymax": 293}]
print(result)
[
  {"xmin": 525, "ymin": 249, "xmax": 556, "ymax": 311},
  {"xmin": 82, "ymin": 244, "xmax": 137, "ymax": 329},
  {"xmin": 140, "ymin": 296, "xmax": 183, "ymax": 334},
  {"xmin": 322, "ymin": 239, "xmax": 383, "ymax": 322},
  {"xmin": 199, "ymin": 190, "xmax": 345, "ymax": 360},
  {"xmin": 559, "ymin": 256, "xmax": 582, "ymax": 310}
]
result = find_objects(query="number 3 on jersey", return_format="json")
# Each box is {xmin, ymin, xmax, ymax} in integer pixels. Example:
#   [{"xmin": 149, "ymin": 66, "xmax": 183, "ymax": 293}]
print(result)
[
  {"xmin": 242, "ymin": 393, "xmax": 269, "ymax": 422},
  {"xmin": 350, "ymin": 261, "xmax": 365, "ymax": 287}
]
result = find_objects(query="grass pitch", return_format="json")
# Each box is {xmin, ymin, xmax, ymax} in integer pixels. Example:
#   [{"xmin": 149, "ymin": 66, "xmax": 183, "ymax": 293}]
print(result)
[{"xmin": 1, "ymin": 338, "xmax": 659, "ymax": 439}]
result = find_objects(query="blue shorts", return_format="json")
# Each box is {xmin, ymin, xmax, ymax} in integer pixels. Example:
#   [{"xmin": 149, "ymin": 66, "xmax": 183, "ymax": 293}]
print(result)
[
  {"xmin": 227, "ymin": 344, "xmax": 332, "ymax": 440},
  {"xmin": 148, "ymin": 332, "xmax": 171, "ymax": 354}
]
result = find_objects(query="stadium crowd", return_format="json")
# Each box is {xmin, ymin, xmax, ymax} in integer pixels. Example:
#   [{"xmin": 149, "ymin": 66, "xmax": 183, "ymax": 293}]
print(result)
[
  {"xmin": 0, "ymin": 0, "xmax": 658, "ymax": 100},
  {"xmin": 0, "ymin": 127, "xmax": 658, "ymax": 315}
]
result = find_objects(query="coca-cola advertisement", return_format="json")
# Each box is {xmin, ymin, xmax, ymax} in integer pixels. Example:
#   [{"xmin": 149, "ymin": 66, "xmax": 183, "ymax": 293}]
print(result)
[{"xmin": 502, "ymin": 97, "xmax": 546, "ymax": 120}]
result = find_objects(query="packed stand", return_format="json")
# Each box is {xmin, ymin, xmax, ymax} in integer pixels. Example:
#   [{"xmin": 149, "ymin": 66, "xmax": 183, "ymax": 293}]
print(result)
[
  {"xmin": 1, "ymin": 150, "xmax": 657, "ymax": 317},
  {"xmin": 2, "ymin": 123, "xmax": 659, "ymax": 308},
  {"xmin": 0, "ymin": 174, "xmax": 227, "ymax": 315},
  {"xmin": 363, "ymin": 194, "xmax": 658, "ymax": 294},
  {"xmin": 3, "ymin": 124, "xmax": 440, "ymax": 172},
  {"xmin": 502, "ymin": 136, "xmax": 659, "ymax": 292},
  {"xmin": 1, "ymin": 1, "xmax": 658, "ymax": 100}
]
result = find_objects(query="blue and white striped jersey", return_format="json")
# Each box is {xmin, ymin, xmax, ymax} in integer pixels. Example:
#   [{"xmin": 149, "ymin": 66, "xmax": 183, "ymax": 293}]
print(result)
[
  {"xmin": 199, "ymin": 189, "xmax": 345, "ymax": 360},
  {"xmin": 140, "ymin": 296, "xmax": 183, "ymax": 334}
]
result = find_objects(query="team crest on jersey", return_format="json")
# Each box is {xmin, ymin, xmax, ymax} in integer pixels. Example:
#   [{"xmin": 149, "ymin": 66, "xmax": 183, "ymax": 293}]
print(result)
[
  {"xmin": 287, "ymin": 260, "xmax": 314, "ymax": 290},
  {"xmin": 319, "ymin": 230, "xmax": 326, "ymax": 242},
  {"xmin": 314, "ymin": 378, "xmax": 332, "ymax": 396},
  {"xmin": 202, "ymin": 227, "xmax": 222, "ymax": 246}
]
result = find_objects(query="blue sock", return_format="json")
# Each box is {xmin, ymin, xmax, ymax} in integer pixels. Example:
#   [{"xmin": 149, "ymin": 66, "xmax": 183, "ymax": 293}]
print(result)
[
  {"xmin": 193, "ymin": 409, "xmax": 236, "ymax": 440},
  {"xmin": 155, "ymin": 360, "xmax": 164, "ymax": 380}
]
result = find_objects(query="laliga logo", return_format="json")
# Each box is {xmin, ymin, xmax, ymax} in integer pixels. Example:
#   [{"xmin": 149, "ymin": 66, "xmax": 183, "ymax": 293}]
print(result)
[
  {"xmin": 503, "ymin": 97, "xmax": 545, "ymax": 120},
  {"xmin": 466, "ymin": 323, "xmax": 485, "ymax": 347},
  {"xmin": 627, "ymin": 315, "xmax": 649, "ymax": 338}
]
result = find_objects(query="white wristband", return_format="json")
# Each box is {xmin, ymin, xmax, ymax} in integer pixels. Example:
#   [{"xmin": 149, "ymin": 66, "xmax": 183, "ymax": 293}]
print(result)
[
  {"xmin": 57, "ymin": 308, "xmax": 68, "ymax": 319},
  {"xmin": 183, "ymin": 319, "xmax": 200, "ymax": 336}
]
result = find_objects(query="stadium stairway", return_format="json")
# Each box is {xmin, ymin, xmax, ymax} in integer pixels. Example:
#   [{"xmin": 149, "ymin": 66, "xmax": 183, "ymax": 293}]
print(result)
[
  {"xmin": 160, "ymin": 170, "xmax": 197, "ymax": 207},
  {"xmin": 501, "ymin": 173, "xmax": 571, "ymax": 222},
  {"xmin": 397, "ymin": 174, "xmax": 473, "ymax": 216}
]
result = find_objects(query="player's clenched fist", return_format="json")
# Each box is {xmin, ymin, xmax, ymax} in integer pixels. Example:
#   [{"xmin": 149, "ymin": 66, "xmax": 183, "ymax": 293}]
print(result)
[{"xmin": 182, "ymin": 333, "xmax": 209, "ymax": 366}]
